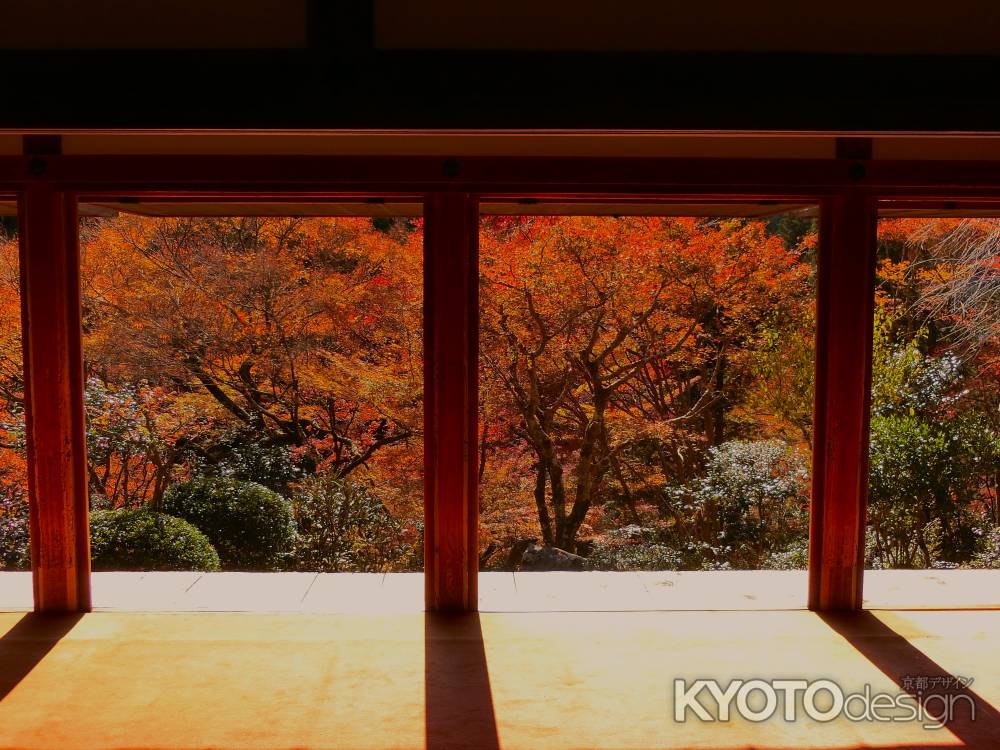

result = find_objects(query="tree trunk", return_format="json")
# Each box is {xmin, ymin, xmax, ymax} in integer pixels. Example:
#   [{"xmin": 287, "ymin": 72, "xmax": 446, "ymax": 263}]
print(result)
[
  {"xmin": 557, "ymin": 386, "xmax": 611, "ymax": 552},
  {"xmin": 549, "ymin": 460, "xmax": 571, "ymax": 549},
  {"xmin": 533, "ymin": 463, "xmax": 554, "ymax": 545}
]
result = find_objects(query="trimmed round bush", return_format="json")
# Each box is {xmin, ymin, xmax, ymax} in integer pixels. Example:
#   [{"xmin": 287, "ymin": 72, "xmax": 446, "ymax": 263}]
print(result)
[
  {"xmin": 163, "ymin": 477, "xmax": 295, "ymax": 570},
  {"xmin": 90, "ymin": 508, "xmax": 220, "ymax": 571}
]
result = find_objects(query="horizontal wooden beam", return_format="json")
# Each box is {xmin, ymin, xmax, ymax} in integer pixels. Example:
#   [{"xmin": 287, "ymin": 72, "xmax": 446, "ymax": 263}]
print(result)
[
  {"xmin": 1, "ymin": 152, "xmax": 978, "ymax": 617},
  {"xmin": 4, "ymin": 155, "xmax": 1000, "ymax": 197}
]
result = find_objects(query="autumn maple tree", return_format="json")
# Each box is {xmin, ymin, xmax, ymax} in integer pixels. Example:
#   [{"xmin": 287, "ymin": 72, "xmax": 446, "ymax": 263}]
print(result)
[
  {"xmin": 1, "ymin": 208, "xmax": 996, "ymax": 574},
  {"xmin": 478, "ymin": 215, "xmax": 814, "ymax": 554},
  {"xmin": 0, "ymin": 233, "xmax": 28, "ymax": 568},
  {"xmin": 79, "ymin": 215, "xmax": 423, "ymax": 508}
]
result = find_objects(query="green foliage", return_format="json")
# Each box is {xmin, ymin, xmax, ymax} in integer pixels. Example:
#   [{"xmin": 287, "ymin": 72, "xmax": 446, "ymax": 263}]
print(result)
[
  {"xmin": 765, "ymin": 214, "xmax": 817, "ymax": 254},
  {"xmin": 748, "ymin": 308, "xmax": 815, "ymax": 443},
  {"xmin": 589, "ymin": 525, "xmax": 684, "ymax": 571},
  {"xmin": 90, "ymin": 508, "xmax": 220, "ymax": 571},
  {"xmin": 189, "ymin": 434, "xmax": 303, "ymax": 494},
  {"xmin": 867, "ymin": 413, "xmax": 991, "ymax": 566},
  {"xmin": 761, "ymin": 538, "xmax": 810, "ymax": 570},
  {"xmin": 0, "ymin": 216, "xmax": 16, "ymax": 241},
  {"xmin": 870, "ymin": 311, "xmax": 962, "ymax": 417},
  {"xmin": 591, "ymin": 441, "xmax": 811, "ymax": 573},
  {"xmin": 0, "ymin": 493, "xmax": 29, "ymax": 571},
  {"xmin": 867, "ymin": 311, "xmax": 999, "ymax": 567},
  {"xmin": 665, "ymin": 439, "xmax": 810, "ymax": 569},
  {"xmin": 588, "ymin": 524, "xmax": 732, "ymax": 571},
  {"xmin": 163, "ymin": 477, "xmax": 295, "ymax": 570},
  {"xmin": 290, "ymin": 474, "xmax": 419, "ymax": 572},
  {"xmin": 371, "ymin": 216, "xmax": 417, "ymax": 238},
  {"xmin": 971, "ymin": 526, "xmax": 1000, "ymax": 568}
]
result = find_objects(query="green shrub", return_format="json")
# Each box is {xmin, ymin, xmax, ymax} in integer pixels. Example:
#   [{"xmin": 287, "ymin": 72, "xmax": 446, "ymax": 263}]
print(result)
[
  {"xmin": 971, "ymin": 526, "xmax": 1000, "ymax": 569},
  {"xmin": 664, "ymin": 440, "xmax": 810, "ymax": 569},
  {"xmin": 868, "ymin": 410, "xmax": 993, "ymax": 567},
  {"xmin": 90, "ymin": 508, "xmax": 220, "ymax": 571},
  {"xmin": 185, "ymin": 432, "xmax": 303, "ymax": 494},
  {"xmin": 867, "ymin": 314, "xmax": 999, "ymax": 568},
  {"xmin": 589, "ymin": 529, "xmax": 682, "ymax": 571},
  {"xmin": 163, "ymin": 477, "xmax": 295, "ymax": 570},
  {"xmin": 0, "ymin": 493, "xmax": 30, "ymax": 571},
  {"xmin": 290, "ymin": 474, "xmax": 418, "ymax": 572},
  {"xmin": 588, "ymin": 524, "xmax": 717, "ymax": 571},
  {"xmin": 762, "ymin": 538, "xmax": 809, "ymax": 570}
]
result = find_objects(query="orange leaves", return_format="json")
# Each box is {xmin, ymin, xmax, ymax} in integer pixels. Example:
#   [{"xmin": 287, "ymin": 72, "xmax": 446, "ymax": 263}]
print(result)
[
  {"xmin": 0, "ymin": 237, "xmax": 26, "ymax": 515},
  {"xmin": 78, "ymin": 215, "xmax": 424, "ymax": 489},
  {"xmin": 481, "ymin": 216, "xmax": 808, "ymax": 387},
  {"xmin": 478, "ymin": 214, "xmax": 818, "ymax": 547},
  {"xmin": 878, "ymin": 216, "xmax": 969, "ymax": 243}
]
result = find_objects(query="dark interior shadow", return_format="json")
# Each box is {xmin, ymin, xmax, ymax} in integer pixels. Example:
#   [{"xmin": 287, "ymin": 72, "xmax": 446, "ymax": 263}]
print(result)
[
  {"xmin": 425, "ymin": 612, "xmax": 501, "ymax": 750},
  {"xmin": 819, "ymin": 611, "xmax": 1000, "ymax": 748},
  {"xmin": 0, "ymin": 613, "xmax": 83, "ymax": 702}
]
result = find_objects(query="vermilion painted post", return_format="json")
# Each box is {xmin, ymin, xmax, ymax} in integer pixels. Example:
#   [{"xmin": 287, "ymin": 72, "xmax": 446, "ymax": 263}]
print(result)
[
  {"xmin": 424, "ymin": 192, "xmax": 479, "ymax": 611},
  {"xmin": 809, "ymin": 192, "xmax": 878, "ymax": 611},
  {"xmin": 19, "ymin": 183, "xmax": 91, "ymax": 612}
]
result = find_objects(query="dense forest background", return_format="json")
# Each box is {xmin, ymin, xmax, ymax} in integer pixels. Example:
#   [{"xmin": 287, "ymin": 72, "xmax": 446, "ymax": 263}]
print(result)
[{"xmin": 0, "ymin": 212, "xmax": 996, "ymax": 573}]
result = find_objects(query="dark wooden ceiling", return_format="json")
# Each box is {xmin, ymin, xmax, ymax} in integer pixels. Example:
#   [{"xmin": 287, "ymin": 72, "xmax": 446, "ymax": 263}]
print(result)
[{"xmin": 3, "ymin": 0, "xmax": 1000, "ymax": 132}]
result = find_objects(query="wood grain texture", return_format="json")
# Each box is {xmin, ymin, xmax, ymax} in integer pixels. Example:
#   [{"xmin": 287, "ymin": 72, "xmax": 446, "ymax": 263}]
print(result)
[
  {"xmin": 424, "ymin": 192, "xmax": 479, "ymax": 611},
  {"xmin": 2, "ymin": 609, "xmax": 999, "ymax": 748},
  {"xmin": 19, "ymin": 183, "xmax": 91, "ymax": 612},
  {"xmin": 809, "ymin": 192, "xmax": 878, "ymax": 611},
  {"xmin": 7, "ymin": 153, "xmax": 983, "ymax": 615}
]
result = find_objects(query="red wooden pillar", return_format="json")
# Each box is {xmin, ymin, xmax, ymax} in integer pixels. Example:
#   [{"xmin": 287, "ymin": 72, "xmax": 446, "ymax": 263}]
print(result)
[
  {"xmin": 808, "ymin": 191, "xmax": 878, "ymax": 611},
  {"xmin": 19, "ymin": 183, "xmax": 91, "ymax": 612},
  {"xmin": 424, "ymin": 192, "xmax": 479, "ymax": 611}
]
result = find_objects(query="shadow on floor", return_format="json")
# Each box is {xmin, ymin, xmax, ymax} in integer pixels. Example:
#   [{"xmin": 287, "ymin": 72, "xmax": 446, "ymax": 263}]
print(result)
[
  {"xmin": 0, "ymin": 613, "xmax": 82, "ymax": 702},
  {"xmin": 425, "ymin": 612, "xmax": 500, "ymax": 750},
  {"xmin": 820, "ymin": 611, "xmax": 1000, "ymax": 748}
]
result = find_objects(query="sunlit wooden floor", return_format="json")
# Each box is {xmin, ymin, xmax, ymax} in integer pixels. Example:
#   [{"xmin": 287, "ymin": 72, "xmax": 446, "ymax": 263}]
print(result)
[
  {"xmin": 0, "ymin": 608, "xmax": 998, "ymax": 749},
  {"xmin": 3, "ymin": 569, "xmax": 1000, "ymax": 612}
]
